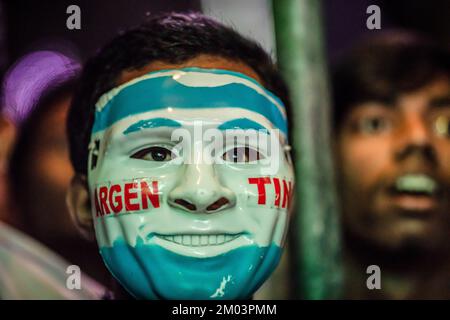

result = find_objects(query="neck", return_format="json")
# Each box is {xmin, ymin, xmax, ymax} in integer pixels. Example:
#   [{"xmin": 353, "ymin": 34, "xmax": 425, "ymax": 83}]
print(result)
[{"xmin": 342, "ymin": 231, "xmax": 450, "ymax": 299}]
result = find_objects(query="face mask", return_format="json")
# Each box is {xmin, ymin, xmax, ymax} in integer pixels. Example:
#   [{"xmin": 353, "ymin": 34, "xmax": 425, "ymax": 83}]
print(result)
[{"xmin": 88, "ymin": 67, "xmax": 294, "ymax": 299}]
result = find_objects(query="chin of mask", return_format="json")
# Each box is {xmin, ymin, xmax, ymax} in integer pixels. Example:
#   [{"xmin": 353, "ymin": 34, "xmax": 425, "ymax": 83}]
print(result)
[{"xmin": 88, "ymin": 68, "xmax": 294, "ymax": 299}]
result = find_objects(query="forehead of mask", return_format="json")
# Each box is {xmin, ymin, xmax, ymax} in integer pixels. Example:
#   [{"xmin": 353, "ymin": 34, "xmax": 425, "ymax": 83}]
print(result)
[
  {"xmin": 93, "ymin": 66, "xmax": 288, "ymax": 134},
  {"xmin": 87, "ymin": 66, "xmax": 294, "ymax": 299}
]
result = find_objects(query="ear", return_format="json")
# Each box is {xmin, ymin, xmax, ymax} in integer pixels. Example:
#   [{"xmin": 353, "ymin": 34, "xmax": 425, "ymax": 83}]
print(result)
[{"xmin": 66, "ymin": 174, "xmax": 95, "ymax": 241}]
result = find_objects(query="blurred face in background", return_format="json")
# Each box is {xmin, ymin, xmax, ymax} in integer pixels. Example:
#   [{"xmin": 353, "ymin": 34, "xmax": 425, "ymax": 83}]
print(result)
[
  {"xmin": 0, "ymin": 115, "xmax": 15, "ymax": 224},
  {"xmin": 12, "ymin": 93, "xmax": 78, "ymax": 242},
  {"xmin": 9, "ymin": 89, "xmax": 111, "ymax": 286},
  {"xmin": 336, "ymin": 76, "xmax": 450, "ymax": 251}
]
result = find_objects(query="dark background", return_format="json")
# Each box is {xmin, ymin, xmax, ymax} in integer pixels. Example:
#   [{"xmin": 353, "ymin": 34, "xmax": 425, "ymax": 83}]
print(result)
[
  {"xmin": 0, "ymin": 0, "xmax": 201, "ymax": 76},
  {"xmin": 1, "ymin": 0, "xmax": 449, "ymax": 78}
]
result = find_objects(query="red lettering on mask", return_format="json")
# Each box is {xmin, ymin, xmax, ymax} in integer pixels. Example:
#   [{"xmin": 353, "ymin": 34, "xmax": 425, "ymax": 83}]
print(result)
[
  {"xmin": 109, "ymin": 184, "xmax": 123, "ymax": 213},
  {"xmin": 248, "ymin": 177, "xmax": 293, "ymax": 208},
  {"xmin": 273, "ymin": 177, "xmax": 281, "ymax": 207},
  {"xmin": 248, "ymin": 177, "xmax": 271, "ymax": 205},
  {"xmin": 141, "ymin": 181, "xmax": 160, "ymax": 209},
  {"xmin": 99, "ymin": 186, "xmax": 110, "ymax": 215},
  {"xmin": 93, "ymin": 180, "xmax": 160, "ymax": 217},
  {"xmin": 124, "ymin": 183, "xmax": 140, "ymax": 211},
  {"xmin": 94, "ymin": 190, "xmax": 102, "ymax": 217},
  {"xmin": 282, "ymin": 180, "xmax": 293, "ymax": 208}
]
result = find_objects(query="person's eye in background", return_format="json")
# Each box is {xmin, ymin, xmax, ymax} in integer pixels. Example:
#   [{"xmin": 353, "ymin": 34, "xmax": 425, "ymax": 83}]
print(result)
[
  {"xmin": 357, "ymin": 114, "xmax": 392, "ymax": 134},
  {"xmin": 433, "ymin": 114, "xmax": 450, "ymax": 138}
]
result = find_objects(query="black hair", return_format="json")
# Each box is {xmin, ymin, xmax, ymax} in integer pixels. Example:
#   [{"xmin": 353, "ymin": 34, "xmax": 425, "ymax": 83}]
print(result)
[
  {"xmin": 331, "ymin": 32, "xmax": 450, "ymax": 131},
  {"xmin": 67, "ymin": 12, "xmax": 291, "ymax": 174}
]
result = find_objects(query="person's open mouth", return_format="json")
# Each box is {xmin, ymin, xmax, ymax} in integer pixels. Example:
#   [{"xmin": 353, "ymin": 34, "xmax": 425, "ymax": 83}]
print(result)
[{"xmin": 388, "ymin": 173, "xmax": 440, "ymax": 212}]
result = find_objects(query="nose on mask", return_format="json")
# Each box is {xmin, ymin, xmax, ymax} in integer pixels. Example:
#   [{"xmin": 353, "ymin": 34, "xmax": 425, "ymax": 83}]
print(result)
[
  {"xmin": 168, "ymin": 164, "xmax": 236, "ymax": 213},
  {"xmin": 88, "ymin": 67, "xmax": 293, "ymax": 299}
]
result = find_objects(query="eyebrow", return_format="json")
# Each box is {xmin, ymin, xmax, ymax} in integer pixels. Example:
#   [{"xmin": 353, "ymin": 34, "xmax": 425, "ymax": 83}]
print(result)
[
  {"xmin": 429, "ymin": 93, "xmax": 450, "ymax": 108},
  {"xmin": 123, "ymin": 117, "xmax": 182, "ymax": 135},
  {"xmin": 217, "ymin": 118, "xmax": 270, "ymax": 133}
]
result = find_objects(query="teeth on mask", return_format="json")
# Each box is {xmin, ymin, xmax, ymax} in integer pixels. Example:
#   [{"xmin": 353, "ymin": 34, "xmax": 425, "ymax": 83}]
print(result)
[
  {"xmin": 209, "ymin": 235, "xmax": 217, "ymax": 245},
  {"xmin": 191, "ymin": 235, "xmax": 200, "ymax": 246},
  {"xmin": 174, "ymin": 235, "xmax": 182, "ymax": 244},
  {"xmin": 158, "ymin": 234, "xmax": 241, "ymax": 246},
  {"xmin": 217, "ymin": 235, "xmax": 225, "ymax": 244},
  {"xmin": 200, "ymin": 235, "xmax": 208, "ymax": 245},
  {"xmin": 395, "ymin": 174, "xmax": 437, "ymax": 194},
  {"xmin": 182, "ymin": 235, "xmax": 191, "ymax": 246}
]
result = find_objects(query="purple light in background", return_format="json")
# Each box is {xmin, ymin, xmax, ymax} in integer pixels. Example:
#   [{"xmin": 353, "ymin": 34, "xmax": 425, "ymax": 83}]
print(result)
[{"xmin": 2, "ymin": 50, "xmax": 81, "ymax": 125}]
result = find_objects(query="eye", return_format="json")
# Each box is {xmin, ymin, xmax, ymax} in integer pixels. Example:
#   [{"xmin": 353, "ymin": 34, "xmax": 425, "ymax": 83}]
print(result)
[
  {"xmin": 222, "ymin": 146, "xmax": 264, "ymax": 163},
  {"xmin": 131, "ymin": 146, "xmax": 175, "ymax": 162},
  {"xmin": 357, "ymin": 115, "xmax": 391, "ymax": 134},
  {"xmin": 434, "ymin": 115, "xmax": 450, "ymax": 138}
]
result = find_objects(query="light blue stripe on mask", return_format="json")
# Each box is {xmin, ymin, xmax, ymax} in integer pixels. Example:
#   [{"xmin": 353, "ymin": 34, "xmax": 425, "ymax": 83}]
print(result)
[
  {"xmin": 100, "ymin": 238, "xmax": 282, "ymax": 300},
  {"xmin": 123, "ymin": 117, "xmax": 182, "ymax": 135},
  {"xmin": 92, "ymin": 68, "xmax": 288, "ymax": 137}
]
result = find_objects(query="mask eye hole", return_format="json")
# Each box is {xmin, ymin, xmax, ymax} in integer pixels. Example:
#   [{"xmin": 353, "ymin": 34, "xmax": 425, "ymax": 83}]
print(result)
[
  {"xmin": 222, "ymin": 146, "xmax": 264, "ymax": 163},
  {"xmin": 131, "ymin": 146, "xmax": 175, "ymax": 162}
]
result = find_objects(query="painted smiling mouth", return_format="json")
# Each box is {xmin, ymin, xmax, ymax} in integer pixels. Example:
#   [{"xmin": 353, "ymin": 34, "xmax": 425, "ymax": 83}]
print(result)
[{"xmin": 154, "ymin": 234, "xmax": 242, "ymax": 246}]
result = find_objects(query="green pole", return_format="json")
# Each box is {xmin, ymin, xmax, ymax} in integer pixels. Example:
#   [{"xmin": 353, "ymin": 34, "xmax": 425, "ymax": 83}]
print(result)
[{"xmin": 272, "ymin": 0, "xmax": 342, "ymax": 299}]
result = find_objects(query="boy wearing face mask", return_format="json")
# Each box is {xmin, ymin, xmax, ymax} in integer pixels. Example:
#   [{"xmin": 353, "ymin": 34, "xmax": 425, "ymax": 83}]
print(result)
[{"xmin": 66, "ymin": 12, "xmax": 295, "ymax": 299}]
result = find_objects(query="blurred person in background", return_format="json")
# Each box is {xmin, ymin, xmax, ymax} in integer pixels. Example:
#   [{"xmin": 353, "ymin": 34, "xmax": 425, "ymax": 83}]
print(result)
[
  {"xmin": 332, "ymin": 32, "xmax": 450, "ymax": 299},
  {"xmin": 0, "ymin": 50, "xmax": 106, "ymax": 299},
  {"xmin": 0, "ymin": 111, "xmax": 14, "ymax": 225}
]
